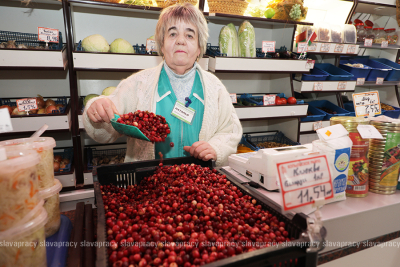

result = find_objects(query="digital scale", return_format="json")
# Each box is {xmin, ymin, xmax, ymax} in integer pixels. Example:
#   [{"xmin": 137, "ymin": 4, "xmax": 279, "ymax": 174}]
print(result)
[{"xmin": 228, "ymin": 144, "xmax": 313, "ymax": 190}]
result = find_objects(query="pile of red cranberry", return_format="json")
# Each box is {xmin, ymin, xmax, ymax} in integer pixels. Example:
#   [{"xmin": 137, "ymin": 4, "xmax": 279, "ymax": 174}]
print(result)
[
  {"xmin": 101, "ymin": 163, "xmax": 294, "ymax": 267},
  {"xmin": 116, "ymin": 111, "xmax": 170, "ymax": 142}
]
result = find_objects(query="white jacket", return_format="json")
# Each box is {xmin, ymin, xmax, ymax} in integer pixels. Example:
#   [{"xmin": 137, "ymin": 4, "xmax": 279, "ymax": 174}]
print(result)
[{"xmin": 83, "ymin": 62, "xmax": 243, "ymax": 166}]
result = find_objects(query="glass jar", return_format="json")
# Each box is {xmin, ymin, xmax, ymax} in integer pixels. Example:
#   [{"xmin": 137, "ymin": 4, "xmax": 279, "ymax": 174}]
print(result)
[
  {"xmin": 364, "ymin": 26, "xmax": 375, "ymax": 42},
  {"xmin": 355, "ymin": 23, "xmax": 365, "ymax": 42},
  {"xmin": 385, "ymin": 28, "xmax": 398, "ymax": 45},
  {"xmin": 374, "ymin": 28, "xmax": 386, "ymax": 43}
]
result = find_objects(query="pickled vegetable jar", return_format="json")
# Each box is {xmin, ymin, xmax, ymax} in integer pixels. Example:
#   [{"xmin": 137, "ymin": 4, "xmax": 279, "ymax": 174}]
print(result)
[
  {"xmin": 374, "ymin": 28, "xmax": 386, "ymax": 43},
  {"xmin": 385, "ymin": 28, "xmax": 398, "ymax": 45},
  {"xmin": 355, "ymin": 23, "xmax": 365, "ymax": 42},
  {"xmin": 0, "ymin": 137, "xmax": 56, "ymax": 190},
  {"xmin": 0, "ymin": 148, "xmax": 40, "ymax": 231}
]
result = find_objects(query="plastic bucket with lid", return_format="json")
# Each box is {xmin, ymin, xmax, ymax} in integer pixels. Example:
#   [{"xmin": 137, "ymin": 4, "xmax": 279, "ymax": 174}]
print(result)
[
  {"xmin": 38, "ymin": 179, "xmax": 62, "ymax": 237},
  {"xmin": 0, "ymin": 206, "xmax": 48, "ymax": 267},
  {"xmin": 0, "ymin": 148, "xmax": 40, "ymax": 231},
  {"xmin": 0, "ymin": 137, "xmax": 56, "ymax": 190}
]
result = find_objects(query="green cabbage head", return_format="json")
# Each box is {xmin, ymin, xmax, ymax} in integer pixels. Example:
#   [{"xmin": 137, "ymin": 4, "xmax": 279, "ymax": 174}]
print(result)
[
  {"xmin": 82, "ymin": 34, "xmax": 110, "ymax": 52},
  {"xmin": 102, "ymin": 86, "xmax": 117, "ymax": 96},
  {"xmin": 110, "ymin": 38, "xmax": 134, "ymax": 54},
  {"xmin": 238, "ymin": 21, "xmax": 256, "ymax": 58},
  {"xmin": 219, "ymin": 23, "xmax": 239, "ymax": 57}
]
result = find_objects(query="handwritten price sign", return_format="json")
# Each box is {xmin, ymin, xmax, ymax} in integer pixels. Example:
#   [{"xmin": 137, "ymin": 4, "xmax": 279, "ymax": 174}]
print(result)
[
  {"xmin": 276, "ymin": 155, "xmax": 333, "ymax": 211},
  {"xmin": 17, "ymin": 98, "xmax": 38, "ymax": 112},
  {"xmin": 313, "ymin": 82, "xmax": 323, "ymax": 91},
  {"xmin": 262, "ymin": 41, "xmax": 276, "ymax": 53},
  {"xmin": 364, "ymin": 38, "xmax": 373, "ymax": 47},
  {"xmin": 230, "ymin": 94, "xmax": 237, "ymax": 104},
  {"xmin": 320, "ymin": 43, "xmax": 330, "ymax": 52},
  {"xmin": 38, "ymin": 27, "xmax": 59, "ymax": 43},
  {"xmin": 334, "ymin": 44, "xmax": 344, "ymax": 53},
  {"xmin": 352, "ymin": 91, "xmax": 381, "ymax": 117},
  {"xmin": 263, "ymin": 95, "xmax": 276, "ymax": 106},
  {"xmin": 297, "ymin": 42, "xmax": 308, "ymax": 53},
  {"xmin": 337, "ymin": 81, "xmax": 347, "ymax": 90},
  {"xmin": 347, "ymin": 45, "xmax": 357, "ymax": 54},
  {"xmin": 308, "ymin": 43, "xmax": 317, "ymax": 52},
  {"xmin": 146, "ymin": 39, "xmax": 157, "ymax": 53}
]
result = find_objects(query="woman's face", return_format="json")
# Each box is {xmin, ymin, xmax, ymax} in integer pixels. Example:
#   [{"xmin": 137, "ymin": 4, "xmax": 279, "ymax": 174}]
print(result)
[{"xmin": 161, "ymin": 19, "xmax": 200, "ymax": 74}]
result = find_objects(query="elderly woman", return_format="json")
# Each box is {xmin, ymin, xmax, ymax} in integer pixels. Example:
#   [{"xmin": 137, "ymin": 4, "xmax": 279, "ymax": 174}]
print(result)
[{"xmin": 83, "ymin": 3, "xmax": 242, "ymax": 166}]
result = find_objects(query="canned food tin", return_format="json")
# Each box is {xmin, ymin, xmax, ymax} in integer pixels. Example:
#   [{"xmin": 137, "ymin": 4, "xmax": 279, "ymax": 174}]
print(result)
[
  {"xmin": 332, "ymin": 117, "xmax": 369, "ymax": 197},
  {"xmin": 369, "ymin": 182, "xmax": 395, "ymax": 189},
  {"xmin": 369, "ymin": 188, "xmax": 396, "ymax": 195}
]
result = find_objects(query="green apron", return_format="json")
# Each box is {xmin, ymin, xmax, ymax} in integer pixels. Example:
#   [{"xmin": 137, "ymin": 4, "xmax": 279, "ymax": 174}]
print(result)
[{"xmin": 155, "ymin": 67, "xmax": 204, "ymax": 159}]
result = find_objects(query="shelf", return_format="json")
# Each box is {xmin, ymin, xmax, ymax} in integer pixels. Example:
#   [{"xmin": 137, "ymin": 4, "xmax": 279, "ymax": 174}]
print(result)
[
  {"xmin": 304, "ymin": 42, "xmax": 359, "ymax": 55},
  {"xmin": 4, "ymin": 0, "xmax": 62, "ymax": 5},
  {"xmin": 357, "ymin": 81, "xmax": 400, "ymax": 87},
  {"xmin": 205, "ymin": 12, "xmax": 313, "ymax": 26},
  {"xmin": 73, "ymin": 52, "xmax": 209, "ymax": 71},
  {"xmin": 10, "ymin": 113, "xmax": 70, "ymax": 132},
  {"xmin": 208, "ymin": 57, "xmax": 310, "ymax": 73},
  {"xmin": 235, "ymin": 104, "xmax": 308, "ymax": 120},
  {"xmin": 0, "ymin": 48, "xmax": 68, "ymax": 70},
  {"xmin": 293, "ymin": 80, "xmax": 356, "ymax": 92},
  {"xmin": 300, "ymin": 120, "xmax": 330, "ymax": 133},
  {"xmin": 357, "ymin": 43, "xmax": 400, "ymax": 50},
  {"xmin": 355, "ymin": 1, "xmax": 396, "ymax": 16},
  {"xmin": 68, "ymin": 0, "xmax": 162, "ymax": 13}
]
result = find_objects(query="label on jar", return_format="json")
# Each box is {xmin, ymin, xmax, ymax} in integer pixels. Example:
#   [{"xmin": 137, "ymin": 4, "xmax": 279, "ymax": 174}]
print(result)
[
  {"xmin": 346, "ymin": 132, "xmax": 369, "ymax": 196},
  {"xmin": 379, "ymin": 132, "xmax": 400, "ymax": 186}
]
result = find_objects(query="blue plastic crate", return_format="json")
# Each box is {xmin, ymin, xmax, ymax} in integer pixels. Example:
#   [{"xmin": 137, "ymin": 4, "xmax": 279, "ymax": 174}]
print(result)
[
  {"xmin": 371, "ymin": 58, "xmax": 400, "ymax": 81},
  {"xmin": 87, "ymin": 147, "xmax": 126, "ymax": 171},
  {"xmin": 339, "ymin": 63, "xmax": 372, "ymax": 81},
  {"xmin": 308, "ymin": 100, "xmax": 350, "ymax": 120},
  {"xmin": 46, "ymin": 215, "xmax": 72, "ymax": 267},
  {"xmin": 301, "ymin": 105, "xmax": 327, "ymax": 122},
  {"xmin": 54, "ymin": 147, "xmax": 73, "ymax": 173},
  {"xmin": 314, "ymin": 63, "xmax": 354, "ymax": 81},
  {"xmin": 381, "ymin": 103, "xmax": 400, "ymax": 119},
  {"xmin": 349, "ymin": 58, "xmax": 391, "ymax": 81},
  {"xmin": 245, "ymin": 131, "xmax": 300, "ymax": 150},
  {"xmin": 301, "ymin": 68, "xmax": 329, "ymax": 81},
  {"xmin": 239, "ymin": 94, "xmax": 263, "ymax": 106},
  {"xmin": 206, "ymin": 43, "xmax": 225, "ymax": 57},
  {"xmin": 343, "ymin": 102, "xmax": 356, "ymax": 116},
  {"xmin": 238, "ymin": 135, "xmax": 259, "ymax": 152},
  {"xmin": 0, "ymin": 30, "xmax": 63, "ymax": 50}
]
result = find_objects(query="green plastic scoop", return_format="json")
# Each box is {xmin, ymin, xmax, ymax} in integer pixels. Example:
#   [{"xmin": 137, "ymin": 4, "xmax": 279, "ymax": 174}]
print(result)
[{"xmin": 111, "ymin": 114, "xmax": 170, "ymax": 142}]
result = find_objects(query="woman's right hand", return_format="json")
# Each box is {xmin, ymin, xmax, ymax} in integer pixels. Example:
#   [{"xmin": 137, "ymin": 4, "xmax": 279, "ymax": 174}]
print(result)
[{"xmin": 87, "ymin": 98, "xmax": 121, "ymax": 123}]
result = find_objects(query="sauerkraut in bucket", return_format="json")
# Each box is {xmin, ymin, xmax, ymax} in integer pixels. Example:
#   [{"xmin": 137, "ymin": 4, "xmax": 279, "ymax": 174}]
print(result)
[
  {"xmin": 39, "ymin": 179, "xmax": 62, "ymax": 237},
  {"xmin": 0, "ymin": 148, "xmax": 40, "ymax": 231},
  {"xmin": 0, "ymin": 137, "xmax": 56, "ymax": 190},
  {"xmin": 0, "ymin": 206, "xmax": 48, "ymax": 267}
]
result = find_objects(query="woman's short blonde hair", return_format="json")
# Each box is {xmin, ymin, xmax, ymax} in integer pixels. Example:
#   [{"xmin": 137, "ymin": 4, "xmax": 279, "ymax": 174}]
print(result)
[{"xmin": 155, "ymin": 3, "xmax": 209, "ymax": 59}]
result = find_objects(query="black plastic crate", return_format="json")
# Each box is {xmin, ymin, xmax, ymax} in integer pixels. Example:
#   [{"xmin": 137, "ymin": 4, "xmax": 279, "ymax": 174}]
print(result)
[
  {"xmin": 0, "ymin": 30, "xmax": 63, "ymax": 50},
  {"xmin": 87, "ymin": 147, "xmax": 126, "ymax": 171},
  {"xmin": 245, "ymin": 131, "xmax": 301, "ymax": 150},
  {"xmin": 93, "ymin": 156, "xmax": 325, "ymax": 267},
  {"xmin": 54, "ymin": 147, "xmax": 73, "ymax": 173}
]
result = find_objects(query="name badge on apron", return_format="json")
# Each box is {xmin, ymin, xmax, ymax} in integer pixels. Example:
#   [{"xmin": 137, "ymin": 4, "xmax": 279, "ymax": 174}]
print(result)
[{"xmin": 171, "ymin": 101, "xmax": 196, "ymax": 125}]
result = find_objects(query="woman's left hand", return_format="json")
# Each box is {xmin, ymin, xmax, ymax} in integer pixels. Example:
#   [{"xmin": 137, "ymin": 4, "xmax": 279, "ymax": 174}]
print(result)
[{"xmin": 184, "ymin": 141, "xmax": 216, "ymax": 161}]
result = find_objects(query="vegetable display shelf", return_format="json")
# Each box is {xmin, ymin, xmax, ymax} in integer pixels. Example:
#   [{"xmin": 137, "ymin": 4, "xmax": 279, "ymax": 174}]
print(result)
[
  {"xmin": 357, "ymin": 43, "xmax": 400, "ymax": 50},
  {"xmin": 68, "ymin": 0, "xmax": 163, "ymax": 13},
  {"xmin": 298, "ymin": 42, "xmax": 359, "ymax": 55},
  {"xmin": 235, "ymin": 104, "xmax": 308, "ymax": 120},
  {"xmin": 208, "ymin": 57, "xmax": 310, "ymax": 73},
  {"xmin": 300, "ymin": 120, "xmax": 331, "ymax": 133},
  {"xmin": 293, "ymin": 80, "xmax": 356, "ymax": 92},
  {"xmin": 0, "ymin": 47, "xmax": 68, "ymax": 70},
  {"xmin": 72, "ymin": 51, "xmax": 209, "ymax": 71},
  {"xmin": 93, "ymin": 157, "xmax": 326, "ymax": 267}
]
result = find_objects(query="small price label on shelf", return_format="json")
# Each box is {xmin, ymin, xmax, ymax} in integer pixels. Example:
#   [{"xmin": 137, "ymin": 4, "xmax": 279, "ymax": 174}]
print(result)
[
  {"xmin": 297, "ymin": 42, "xmax": 308, "ymax": 53},
  {"xmin": 352, "ymin": 91, "xmax": 381, "ymax": 117},
  {"xmin": 364, "ymin": 38, "xmax": 373, "ymax": 47},
  {"xmin": 313, "ymin": 82, "xmax": 323, "ymax": 91},
  {"xmin": 320, "ymin": 43, "xmax": 330, "ymax": 52},
  {"xmin": 305, "ymin": 59, "xmax": 315, "ymax": 69},
  {"xmin": 376, "ymin": 77, "xmax": 384, "ymax": 85},
  {"xmin": 276, "ymin": 154, "xmax": 333, "ymax": 211},
  {"xmin": 0, "ymin": 108, "xmax": 13, "ymax": 133},
  {"xmin": 230, "ymin": 93, "xmax": 237, "ymax": 104},
  {"xmin": 381, "ymin": 41, "xmax": 389, "ymax": 48},
  {"xmin": 334, "ymin": 44, "xmax": 344, "ymax": 53},
  {"xmin": 17, "ymin": 98, "xmax": 38, "ymax": 112},
  {"xmin": 357, "ymin": 78, "xmax": 365, "ymax": 85},
  {"xmin": 262, "ymin": 41, "xmax": 276, "ymax": 53},
  {"xmin": 337, "ymin": 81, "xmax": 347, "ymax": 90},
  {"xmin": 263, "ymin": 95, "xmax": 276, "ymax": 106},
  {"xmin": 313, "ymin": 121, "xmax": 323, "ymax": 131},
  {"xmin": 37, "ymin": 27, "xmax": 59, "ymax": 43},
  {"xmin": 308, "ymin": 43, "xmax": 317, "ymax": 52},
  {"xmin": 146, "ymin": 39, "xmax": 157, "ymax": 53},
  {"xmin": 347, "ymin": 45, "xmax": 357, "ymax": 54}
]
